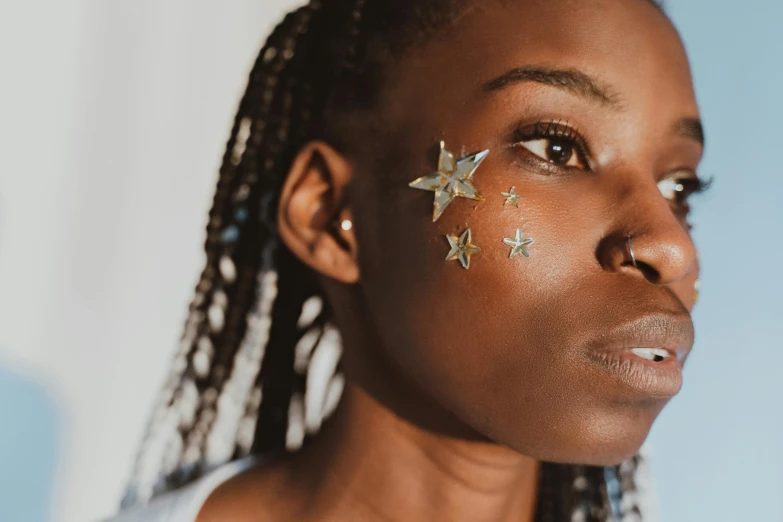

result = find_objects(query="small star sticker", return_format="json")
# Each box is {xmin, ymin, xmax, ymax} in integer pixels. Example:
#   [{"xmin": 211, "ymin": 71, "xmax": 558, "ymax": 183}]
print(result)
[
  {"xmin": 503, "ymin": 229, "xmax": 534, "ymax": 259},
  {"xmin": 446, "ymin": 229, "xmax": 481, "ymax": 269},
  {"xmin": 501, "ymin": 187, "xmax": 522, "ymax": 208},
  {"xmin": 409, "ymin": 141, "xmax": 489, "ymax": 222}
]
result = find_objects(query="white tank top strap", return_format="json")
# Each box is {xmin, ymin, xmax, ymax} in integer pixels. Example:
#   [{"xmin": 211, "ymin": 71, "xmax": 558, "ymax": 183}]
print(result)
[{"xmin": 103, "ymin": 457, "xmax": 260, "ymax": 522}]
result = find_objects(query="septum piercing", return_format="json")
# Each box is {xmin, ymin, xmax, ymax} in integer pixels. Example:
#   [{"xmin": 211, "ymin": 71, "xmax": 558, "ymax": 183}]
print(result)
[{"xmin": 627, "ymin": 236, "xmax": 638, "ymax": 268}]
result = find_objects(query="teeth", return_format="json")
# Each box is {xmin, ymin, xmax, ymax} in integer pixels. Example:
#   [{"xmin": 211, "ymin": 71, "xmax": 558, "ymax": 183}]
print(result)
[{"xmin": 631, "ymin": 348, "xmax": 670, "ymax": 362}]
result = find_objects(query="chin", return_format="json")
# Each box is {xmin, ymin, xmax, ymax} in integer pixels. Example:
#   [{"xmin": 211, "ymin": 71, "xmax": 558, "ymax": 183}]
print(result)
[
  {"xmin": 570, "ymin": 395, "xmax": 669, "ymax": 466},
  {"xmin": 564, "ymin": 426, "xmax": 653, "ymax": 467},
  {"xmin": 495, "ymin": 398, "xmax": 665, "ymax": 467}
]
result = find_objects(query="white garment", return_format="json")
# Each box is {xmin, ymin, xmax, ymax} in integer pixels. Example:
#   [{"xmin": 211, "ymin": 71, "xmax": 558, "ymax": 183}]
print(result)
[{"xmin": 103, "ymin": 458, "xmax": 259, "ymax": 522}]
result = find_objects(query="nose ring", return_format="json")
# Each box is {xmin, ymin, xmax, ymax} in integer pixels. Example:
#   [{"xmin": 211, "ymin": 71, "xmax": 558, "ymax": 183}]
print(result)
[{"xmin": 627, "ymin": 236, "xmax": 639, "ymax": 268}]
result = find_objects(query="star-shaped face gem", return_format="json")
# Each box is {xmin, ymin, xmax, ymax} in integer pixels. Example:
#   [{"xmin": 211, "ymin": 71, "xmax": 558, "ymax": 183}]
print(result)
[
  {"xmin": 409, "ymin": 141, "xmax": 489, "ymax": 222},
  {"xmin": 446, "ymin": 229, "xmax": 481, "ymax": 269},
  {"xmin": 503, "ymin": 229, "xmax": 534, "ymax": 259},
  {"xmin": 501, "ymin": 187, "xmax": 522, "ymax": 208}
]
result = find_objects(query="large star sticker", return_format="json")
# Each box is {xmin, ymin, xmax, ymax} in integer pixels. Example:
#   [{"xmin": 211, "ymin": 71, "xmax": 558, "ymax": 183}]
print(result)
[
  {"xmin": 503, "ymin": 229, "xmax": 534, "ymax": 259},
  {"xmin": 446, "ymin": 229, "xmax": 481, "ymax": 270},
  {"xmin": 409, "ymin": 141, "xmax": 489, "ymax": 222}
]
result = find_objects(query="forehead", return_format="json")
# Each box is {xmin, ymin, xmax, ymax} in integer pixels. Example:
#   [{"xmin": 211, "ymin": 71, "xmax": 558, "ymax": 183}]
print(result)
[{"xmin": 375, "ymin": 0, "xmax": 697, "ymax": 128}]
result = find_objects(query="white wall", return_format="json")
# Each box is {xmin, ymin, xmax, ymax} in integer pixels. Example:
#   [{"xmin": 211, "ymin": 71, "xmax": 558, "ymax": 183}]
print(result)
[
  {"xmin": 0, "ymin": 2, "xmax": 301, "ymax": 521},
  {"xmin": 0, "ymin": 2, "xmax": 781, "ymax": 522}
]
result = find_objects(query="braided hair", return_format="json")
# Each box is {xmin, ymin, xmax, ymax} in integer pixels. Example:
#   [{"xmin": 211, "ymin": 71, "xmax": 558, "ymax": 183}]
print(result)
[{"xmin": 121, "ymin": 1, "xmax": 661, "ymax": 520}]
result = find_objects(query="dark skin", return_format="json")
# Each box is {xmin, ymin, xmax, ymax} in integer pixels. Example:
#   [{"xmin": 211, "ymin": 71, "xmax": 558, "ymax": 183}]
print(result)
[{"xmin": 198, "ymin": 0, "xmax": 702, "ymax": 520}]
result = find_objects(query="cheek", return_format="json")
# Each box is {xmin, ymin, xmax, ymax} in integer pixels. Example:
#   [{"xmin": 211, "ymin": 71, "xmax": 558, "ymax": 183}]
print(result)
[{"xmin": 355, "ymin": 174, "xmax": 660, "ymax": 464}]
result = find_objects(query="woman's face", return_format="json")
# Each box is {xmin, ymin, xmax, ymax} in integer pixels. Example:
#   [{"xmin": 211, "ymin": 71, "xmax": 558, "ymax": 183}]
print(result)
[{"xmin": 317, "ymin": 0, "xmax": 701, "ymax": 465}]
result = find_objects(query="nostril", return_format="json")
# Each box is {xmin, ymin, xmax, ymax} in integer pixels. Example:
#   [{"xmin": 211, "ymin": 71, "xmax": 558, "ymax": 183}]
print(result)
[{"xmin": 622, "ymin": 258, "xmax": 660, "ymax": 283}]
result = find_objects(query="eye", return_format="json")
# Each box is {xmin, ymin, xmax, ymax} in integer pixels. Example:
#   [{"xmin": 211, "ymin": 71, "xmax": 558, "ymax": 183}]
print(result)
[
  {"xmin": 657, "ymin": 177, "xmax": 687, "ymax": 202},
  {"xmin": 519, "ymin": 137, "xmax": 586, "ymax": 168},
  {"xmin": 513, "ymin": 121, "xmax": 589, "ymax": 170},
  {"xmin": 657, "ymin": 171, "xmax": 712, "ymax": 216},
  {"xmin": 657, "ymin": 173, "xmax": 709, "ymax": 203}
]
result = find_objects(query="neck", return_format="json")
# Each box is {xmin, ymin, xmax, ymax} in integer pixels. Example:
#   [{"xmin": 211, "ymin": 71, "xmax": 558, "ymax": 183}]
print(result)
[{"xmin": 286, "ymin": 385, "xmax": 539, "ymax": 522}]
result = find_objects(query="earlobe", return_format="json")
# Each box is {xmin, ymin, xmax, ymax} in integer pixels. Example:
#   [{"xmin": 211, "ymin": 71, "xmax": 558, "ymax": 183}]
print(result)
[{"xmin": 277, "ymin": 141, "xmax": 360, "ymax": 284}]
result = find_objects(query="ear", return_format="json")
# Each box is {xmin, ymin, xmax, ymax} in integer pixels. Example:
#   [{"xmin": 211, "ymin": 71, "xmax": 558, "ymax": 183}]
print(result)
[{"xmin": 277, "ymin": 141, "xmax": 359, "ymax": 284}]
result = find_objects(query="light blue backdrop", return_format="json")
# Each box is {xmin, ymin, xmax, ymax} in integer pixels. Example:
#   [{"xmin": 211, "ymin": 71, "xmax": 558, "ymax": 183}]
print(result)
[
  {"xmin": 0, "ymin": 367, "xmax": 59, "ymax": 522},
  {"xmin": 648, "ymin": 1, "xmax": 783, "ymax": 521}
]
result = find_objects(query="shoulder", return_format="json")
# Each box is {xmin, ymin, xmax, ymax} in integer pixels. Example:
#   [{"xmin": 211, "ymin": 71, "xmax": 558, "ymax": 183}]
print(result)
[
  {"xmin": 195, "ymin": 456, "xmax": 294, "ymax": 522},
  {"xmin": 103, "ymin": 457, "xmax": 261, "ymax": 522}
]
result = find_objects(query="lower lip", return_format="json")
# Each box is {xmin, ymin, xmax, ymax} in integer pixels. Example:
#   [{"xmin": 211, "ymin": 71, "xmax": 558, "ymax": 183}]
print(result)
[{"xmin": 585, "ymin": 350, "xmax": 683, "ymax": 398}]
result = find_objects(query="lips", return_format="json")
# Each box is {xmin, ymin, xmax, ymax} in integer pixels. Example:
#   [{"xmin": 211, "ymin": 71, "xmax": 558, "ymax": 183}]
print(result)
[{"xmin": 584, "ymin": 313, "xmax": 695, "ymax": 398}]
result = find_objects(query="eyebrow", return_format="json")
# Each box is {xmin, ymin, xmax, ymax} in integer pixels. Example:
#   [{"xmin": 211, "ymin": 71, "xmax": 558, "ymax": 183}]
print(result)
[
  {"xmin": 673, "ymin": 117, "xmax": 705, "ymax": 147},
  {"xmin": 482, "ymin": 66, "xmax": 621, "ymax": 107}
]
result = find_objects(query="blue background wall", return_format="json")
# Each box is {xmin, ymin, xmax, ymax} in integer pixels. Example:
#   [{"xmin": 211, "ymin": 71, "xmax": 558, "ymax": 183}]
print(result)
[
  {"xmin": 648, "ymin": 1, "xmax": 783, "ymax": 521},
  {"xmin": 0, "ymin": 367, "xmax": 59, "ymax": 522}
]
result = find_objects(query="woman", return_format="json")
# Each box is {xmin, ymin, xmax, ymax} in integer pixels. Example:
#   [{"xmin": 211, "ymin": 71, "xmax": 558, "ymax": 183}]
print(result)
[{"xmin": 109, "ymin": 0, "xmax": 708, "ymax": 520}]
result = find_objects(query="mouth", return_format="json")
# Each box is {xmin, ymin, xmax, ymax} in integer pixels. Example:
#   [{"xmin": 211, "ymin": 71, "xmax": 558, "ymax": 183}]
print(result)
[
  {"xmin": 584, "ymin": 313, "xmax": 695, "ymax": 399},
  {"xmin": 629, "ymin": 347, "xmax": 675, "ymax": 363}
]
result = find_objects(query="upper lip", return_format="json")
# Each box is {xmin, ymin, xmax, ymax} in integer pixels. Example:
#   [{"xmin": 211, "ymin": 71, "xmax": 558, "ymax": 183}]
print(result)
[{"xmin": 586, "ymin": 313, "xmax": 695, "ymax": 361}]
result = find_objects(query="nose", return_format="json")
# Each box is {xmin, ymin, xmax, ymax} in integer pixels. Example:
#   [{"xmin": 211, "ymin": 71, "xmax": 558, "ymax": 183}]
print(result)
[{"xmin": 598, "ymin": 181, "xmax": 697, "ymax": 286}]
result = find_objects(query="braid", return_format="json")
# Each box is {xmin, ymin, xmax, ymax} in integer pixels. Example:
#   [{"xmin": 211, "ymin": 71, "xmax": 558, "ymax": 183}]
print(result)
[
  {"xmin": 122, "ymin": 5, "xmax": 323, "ymax": 505},
  {"xmin": 123, "ymin": 1, "xmax": 657, "ymax": 519}
]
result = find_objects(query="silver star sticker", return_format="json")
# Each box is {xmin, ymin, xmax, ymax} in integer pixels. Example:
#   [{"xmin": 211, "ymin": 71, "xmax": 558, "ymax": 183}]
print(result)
[
  {"xmin": 503, "ymin": 229, "xmax": 534, "ymax": 259},
  {"xmin": 501, "ymin": 187, "xmax": 522, "ymax": 208},
  {"xmin": 409, "ymin": 141, "xmax": 489, "ymax": 222},
  {"xmin": 446, "ymin": 229, "xmax": 481, "ymax": 269}
]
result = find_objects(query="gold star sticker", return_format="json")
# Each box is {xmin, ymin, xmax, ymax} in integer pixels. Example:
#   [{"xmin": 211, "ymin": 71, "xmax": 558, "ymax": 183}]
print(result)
[
  {"xmin": 446, "ymin": 229, "xmax": 481, "ymax": 269},
  {"xmin": 503, "ymin": 229, "xmax": 534, "ymax": 259},
  {"xmin": 501, "ymin": 187, "xmax": 522, "ymax": 208},
  {"xmin": 409, "ymin": 141, "xmax": 489, "ymax": 222}
]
